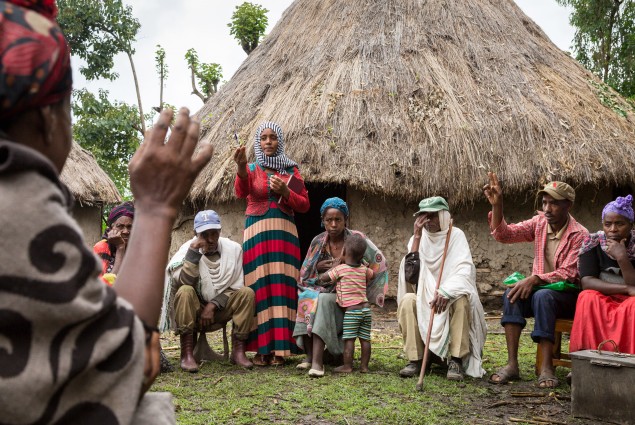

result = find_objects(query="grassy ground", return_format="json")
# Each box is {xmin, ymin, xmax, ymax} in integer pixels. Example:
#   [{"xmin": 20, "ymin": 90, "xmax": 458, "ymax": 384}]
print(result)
[{"xmin": 154, "ymin": 306, "xmax": 595, "ymax": 425}]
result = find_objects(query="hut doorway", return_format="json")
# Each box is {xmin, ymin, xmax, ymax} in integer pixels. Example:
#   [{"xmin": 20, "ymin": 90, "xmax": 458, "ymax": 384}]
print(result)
[{"xmin": 296, "ymin": 183, "xmax": 347, "ymax": 260}]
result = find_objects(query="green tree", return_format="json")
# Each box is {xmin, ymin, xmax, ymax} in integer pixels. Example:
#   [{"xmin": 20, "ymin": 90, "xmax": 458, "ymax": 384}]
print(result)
[
  {"xmin": 72, "ymin": 89, "xmax": 142, "ymax": 196},
  {"xmin": 154, "ymin": 45, "xmax": 168, "ymax": 113},
  {"xmin": 185, "ymin": 48, "xmax": 223, "ymax": 103},
  {"xmin": 57, "ymin": 0, "xmax": 147, "ymax": 133},
  {"xmin": 228, "ymin": 2, "xmax": 269, "ymax": 55},
  {"xmin": 556, "ymin": 0, "xmax": 635, "ymax": 98}
]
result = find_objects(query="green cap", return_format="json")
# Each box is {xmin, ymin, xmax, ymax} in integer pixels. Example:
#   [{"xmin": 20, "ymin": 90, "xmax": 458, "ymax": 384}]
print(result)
[
  {"xmin": 413, "ymin": 196, "xmax": 449, "ymax": 216},
  {"xmin": 537, "ymin": 181, "xmax": 575, "ymax": 202}
]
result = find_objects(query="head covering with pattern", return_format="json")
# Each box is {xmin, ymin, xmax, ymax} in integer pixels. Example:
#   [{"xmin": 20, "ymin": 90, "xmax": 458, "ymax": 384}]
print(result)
[{"xmin": 253, "ymin": 121, "xmax": 298, "ymax": 174}]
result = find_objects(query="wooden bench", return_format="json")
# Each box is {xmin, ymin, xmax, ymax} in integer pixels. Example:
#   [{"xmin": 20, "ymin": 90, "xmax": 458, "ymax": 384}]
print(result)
[{"xmin": 535, "ymin": 318, "xmax": 573, "ymax": 376}]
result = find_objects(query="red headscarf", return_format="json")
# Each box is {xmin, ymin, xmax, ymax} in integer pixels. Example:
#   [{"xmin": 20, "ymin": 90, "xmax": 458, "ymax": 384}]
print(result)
[{"xmin": 0, "ymin": 0, "xmax": 72, "ymax": 124}]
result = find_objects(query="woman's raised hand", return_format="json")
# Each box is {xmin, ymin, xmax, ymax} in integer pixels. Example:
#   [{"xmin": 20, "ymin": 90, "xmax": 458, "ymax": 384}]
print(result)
[
  {"xmin": 483, "ymin": 171, "xmax": 503, "ymax": 207},
  {"xmin": 128, "ymin": 108, "xmax": 213, "ymax": 219},
  {"xmin": 234, "ymin": 146, "xmax": 247, "ymax": 166}
]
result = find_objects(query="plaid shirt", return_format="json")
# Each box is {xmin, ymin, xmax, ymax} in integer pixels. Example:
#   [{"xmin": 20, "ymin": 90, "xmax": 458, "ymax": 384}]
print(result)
[{"xmin": 488, "ymin": 211, "xmax": 588, "ymax": 284}]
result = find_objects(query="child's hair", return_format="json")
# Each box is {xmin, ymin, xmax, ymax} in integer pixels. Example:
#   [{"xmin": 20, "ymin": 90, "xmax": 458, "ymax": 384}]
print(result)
[{"xmin": 345, "ymin": 234, "xmax": 367, "ymax": 263}]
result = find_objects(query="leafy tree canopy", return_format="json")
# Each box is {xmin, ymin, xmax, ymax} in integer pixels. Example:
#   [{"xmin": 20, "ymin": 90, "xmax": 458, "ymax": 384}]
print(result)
[
  {"xmin": 185, "ymin": 48, "xmax": 223, "ymax": 103},
  {"xmin": 58, "ymin": 0, "xmax": 141, "ymax": 81},
  {"xmin": 72, "ymin": 89, "xmax": 142, "ymax": 196},
  {"xmin": 557, "ymin": 0, "xmax": 635, "ymax": 98},
  {"xmin": 228, "ymin": 2, "xmax": 269, "ymax": 55}
]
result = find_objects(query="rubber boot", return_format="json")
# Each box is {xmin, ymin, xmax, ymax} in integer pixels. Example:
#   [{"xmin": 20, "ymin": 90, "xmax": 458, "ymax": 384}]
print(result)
[
  {"xmin": 230, "ymin": 334, "xmax": 253, "ymax": 369},
  {"xmin": 179, "ymin": 333, "xmax": 199, "ymax": 373}
]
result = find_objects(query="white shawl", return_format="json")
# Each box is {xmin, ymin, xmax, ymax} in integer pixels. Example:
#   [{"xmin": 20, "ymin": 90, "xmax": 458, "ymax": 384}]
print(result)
[
  {"xmin": 397, "ymin": 220, "xmax": 487, "ymax": 378},
  {"xmin": 159, "ymin": 237, "xmax": 244, "ymax": 332}
]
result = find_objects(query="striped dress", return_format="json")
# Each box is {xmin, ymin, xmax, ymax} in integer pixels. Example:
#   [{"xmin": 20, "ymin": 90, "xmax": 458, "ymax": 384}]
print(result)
[{"xmin": 235, "ymin": 163, "xmax": 310, "ymax": 356}]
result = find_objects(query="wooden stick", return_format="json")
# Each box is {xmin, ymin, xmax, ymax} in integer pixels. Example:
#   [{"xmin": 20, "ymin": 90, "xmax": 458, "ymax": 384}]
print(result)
[{"xmin": 416, "ymin": 220, "xmax": 453, "ymax": 391}]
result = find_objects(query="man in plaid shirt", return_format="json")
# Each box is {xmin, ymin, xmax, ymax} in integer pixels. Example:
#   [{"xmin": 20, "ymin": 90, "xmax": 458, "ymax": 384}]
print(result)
[{"xmin": 484, "ymin": 173, "xmax": 588, "ymax": 388}]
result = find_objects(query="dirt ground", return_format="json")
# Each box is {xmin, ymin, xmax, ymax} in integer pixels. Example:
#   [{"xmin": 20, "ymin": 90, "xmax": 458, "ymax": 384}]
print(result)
[{"xmin": 372, "ymin": 300, "xmax": 599, "ymax": 425}]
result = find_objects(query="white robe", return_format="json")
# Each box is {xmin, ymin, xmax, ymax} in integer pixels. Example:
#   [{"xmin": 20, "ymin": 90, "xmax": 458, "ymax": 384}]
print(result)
[
  {"xmin": 159, "ymin": 237, "xmax": 244, "ymax": 332},
  {"xmin": 397, "ymin": 223, "xmax": 487, "ymax": 378}
]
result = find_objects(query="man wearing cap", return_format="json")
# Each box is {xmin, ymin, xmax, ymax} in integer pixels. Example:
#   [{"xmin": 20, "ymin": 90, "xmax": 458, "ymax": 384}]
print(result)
[
  {"xmin": 160, "ymin": 210, "xmax": 255, "ymax": 372},
  {"xmin": 484, "ymin": 172, "xmax": 588, "ymax": 388},
  {"xmin": 397, "ymin": 196, "xmax": 487, "ymax": 380}
]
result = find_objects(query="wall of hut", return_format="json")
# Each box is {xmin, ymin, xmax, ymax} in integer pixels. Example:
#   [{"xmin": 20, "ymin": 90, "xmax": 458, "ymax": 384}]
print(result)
[
  {"xmin": 72, "ymin": 204, "xmax": 104, "ymax": 249},
  {"xmin": 170, "ymin": 184, "xmax": 617, "ymax": 309}
]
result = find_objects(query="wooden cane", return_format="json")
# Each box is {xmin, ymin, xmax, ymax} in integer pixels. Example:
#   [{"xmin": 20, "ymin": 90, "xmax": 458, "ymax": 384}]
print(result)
[{"xmin": 416, "ymin": 219, "xmax": 453, "ymax": 391}]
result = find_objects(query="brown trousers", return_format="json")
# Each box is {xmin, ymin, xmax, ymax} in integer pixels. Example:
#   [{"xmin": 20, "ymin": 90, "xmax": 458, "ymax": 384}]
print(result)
[
  {"xmin": 173, "ymin": 285, "xmax": 254, "ymax": 340},
  {"xmin": 398, "ymin": 292, "xmax": 470, "ymax": 361}
]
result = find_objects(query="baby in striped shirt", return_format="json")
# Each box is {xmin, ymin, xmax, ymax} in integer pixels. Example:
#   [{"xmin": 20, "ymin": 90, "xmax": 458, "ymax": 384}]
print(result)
[{"xmin": 320, "ymin": 234, "xmax": 374, "ymax": 373}]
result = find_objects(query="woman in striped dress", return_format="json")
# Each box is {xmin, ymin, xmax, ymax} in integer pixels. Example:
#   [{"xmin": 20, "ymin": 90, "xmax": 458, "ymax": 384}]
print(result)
[{"xmin": 234, "ymin": 122, "xmax": 310, "ymax": 365}]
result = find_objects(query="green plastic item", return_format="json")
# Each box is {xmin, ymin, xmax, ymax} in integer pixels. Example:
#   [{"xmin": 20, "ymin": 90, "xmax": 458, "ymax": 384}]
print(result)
[{"xmin": 502, "ymin": 272, "xmax": 578, "ymax": 292}]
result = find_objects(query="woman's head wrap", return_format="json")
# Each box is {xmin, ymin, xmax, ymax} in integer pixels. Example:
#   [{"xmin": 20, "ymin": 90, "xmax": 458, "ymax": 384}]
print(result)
[
  {"xmin": 602, "ymin": 195, "xmax": 634, "ymax": 223},
  {"xmin": 253, "ymin": 121, "xmax": 298, "ymax": 174},
  {"xmin": 320, "ymin": 197, "xmax": 349, "ymax": 218},
  {"xmin": 0, "ymin": 0, "xmax": 72, "ymax": 125},
  {"xmin": 107, "ymin": 201, "xmax": 135, "ymax": 227}
]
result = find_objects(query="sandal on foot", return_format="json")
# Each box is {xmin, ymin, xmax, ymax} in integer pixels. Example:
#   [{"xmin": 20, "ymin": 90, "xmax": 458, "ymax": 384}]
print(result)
[
  {"xmin": 488, "ymin": 367, "xmax": 520, "ymax": 385},
  {"xmin": 296, "ymin": 361, "xmax": 311, "ymax": 370},
  {"xmin": 308, "ymin": 368, "xmax": 324, "ymax": 378},
  {"xmin": 270, "ymin": 356, "xmax": 285, "ymax": 366},
  {"xmin": 537, "ymin": 372, "xmax": 559, "ymax": 388},
  {"xmin": 252, "ymin": 354, "xmax": 271, "ymax": 367}
]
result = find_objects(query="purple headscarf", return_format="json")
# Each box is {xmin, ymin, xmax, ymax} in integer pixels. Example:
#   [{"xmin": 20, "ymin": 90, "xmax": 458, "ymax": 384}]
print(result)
[{"xmin": 602, "ymin": 195, "xmax": 634, "ymax": 223}]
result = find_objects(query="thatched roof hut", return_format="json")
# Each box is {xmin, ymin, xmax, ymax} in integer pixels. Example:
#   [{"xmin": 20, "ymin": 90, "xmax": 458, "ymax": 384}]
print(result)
[
  {"xmin": 184, "ymin": 0, "xmax": 635, "ymax": 303},
  {"xmin": 61, "ymin": 142, "xmax": 121, "ymax": 247}
]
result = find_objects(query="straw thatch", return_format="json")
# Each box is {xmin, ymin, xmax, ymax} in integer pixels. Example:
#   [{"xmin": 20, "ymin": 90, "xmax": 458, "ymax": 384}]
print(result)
[
  {"xmin": 60, "ymin": 142, "xmax": 121, "ymax": 205},
  {"xmin": 191, "ymin": 0, "xmax": 635, "ymax": 206}
]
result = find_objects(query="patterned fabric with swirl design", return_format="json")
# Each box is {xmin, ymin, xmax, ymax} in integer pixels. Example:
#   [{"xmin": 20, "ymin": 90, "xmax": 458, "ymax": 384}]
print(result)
[{"xmin": 0, "ymin": 140, "xmax": 173, "ymax": 424}]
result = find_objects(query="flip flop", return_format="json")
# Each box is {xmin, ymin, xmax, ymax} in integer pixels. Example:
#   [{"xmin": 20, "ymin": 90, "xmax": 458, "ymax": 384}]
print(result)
[
  {"xmin": 488, "ymin": 367, "xmax": 521, "ymax": 385},
  {"xmin": 252, "ymin": 354, "xmax": 271, "ymax": 367},
  {"xmin": 537, "ymin": 372, "xmax": 559, "ymax": 388}
]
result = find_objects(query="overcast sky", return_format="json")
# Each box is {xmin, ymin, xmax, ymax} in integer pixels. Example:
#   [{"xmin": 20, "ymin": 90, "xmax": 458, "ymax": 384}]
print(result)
[{"xmin": 72, "ymin": 1, "xmax": 575, "ymax": 119}]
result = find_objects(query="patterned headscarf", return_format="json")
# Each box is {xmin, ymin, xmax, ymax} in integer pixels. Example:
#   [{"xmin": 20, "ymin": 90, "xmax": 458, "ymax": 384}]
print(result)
[
  {"xmin": 107, "ymin": 201, "xmax": 135, "ymax": 227},
  {"xmin": 602, "ymin": 195, "xmax": 634, "ymax": 223},
  {"xmin": 253, "ymin": 121, "xmax": 298, "ymax": 174},
  {"xmin": 0, "ymin": 0, "xmax": 72, "ymax": 125}
]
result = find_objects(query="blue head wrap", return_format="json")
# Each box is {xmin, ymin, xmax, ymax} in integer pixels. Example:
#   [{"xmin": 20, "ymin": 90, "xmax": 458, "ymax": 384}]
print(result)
[{"xmin": 320, "ymin": 197, "xmax": 349, "ymax": 221}]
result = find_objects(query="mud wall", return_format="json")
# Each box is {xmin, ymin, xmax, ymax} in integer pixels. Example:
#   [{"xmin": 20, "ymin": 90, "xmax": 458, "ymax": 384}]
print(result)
[
  {"xmin": 72, "ymin": 205, "xmax": 103, "ymax": 249},
  {"xmin": 172, "ymin": 185, "xmax": 615, "ymax": 308},
  {"xmin": 348, "ymin": 185, "xmax": 612, "ymax": 308}
]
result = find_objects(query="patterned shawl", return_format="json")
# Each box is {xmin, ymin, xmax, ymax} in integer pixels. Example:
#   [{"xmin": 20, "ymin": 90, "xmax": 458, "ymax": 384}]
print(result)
[
  {"xmin": 579, "ymin": 229, "xmax": 635, "ymax": 260},
  {"xmin": 253, "ymin": 121, "xmax": 298, "ymax": 174},
  {"xmin": 296, "ymin": 229, "xmax": 388, "ymax": 334},
  {"xmin": 0, "ymin": 0, "xmax": 72, "ymax": 124},
  {"xmin": 0, "ymin": 141, "xmax": 175, "ymax": 424}
]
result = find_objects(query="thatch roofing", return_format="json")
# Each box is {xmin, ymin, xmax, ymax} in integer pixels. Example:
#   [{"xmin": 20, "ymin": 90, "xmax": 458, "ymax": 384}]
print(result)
[
  {"xmin": 60, "ymin": 142, "xmax": 121, "ymax": 205},
  {"xmin": 192, "ymin": 0, "xmax": 635, "ymax": 206}
]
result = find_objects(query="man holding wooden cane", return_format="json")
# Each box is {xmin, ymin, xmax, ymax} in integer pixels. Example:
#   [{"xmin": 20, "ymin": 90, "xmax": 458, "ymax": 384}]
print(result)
[{"xmin": 397, "ymin": 197, "xmax": 487, "ymax": 381}]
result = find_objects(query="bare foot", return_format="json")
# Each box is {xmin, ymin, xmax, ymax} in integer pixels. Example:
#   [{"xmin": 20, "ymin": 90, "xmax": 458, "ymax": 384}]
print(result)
[
  {"xmin": 360, "ymin": 367, "xmax": 369, "ymax": 373},
  {"xmin": 333, "ymin": 365, "xmax": 353, "ymax": 373}
]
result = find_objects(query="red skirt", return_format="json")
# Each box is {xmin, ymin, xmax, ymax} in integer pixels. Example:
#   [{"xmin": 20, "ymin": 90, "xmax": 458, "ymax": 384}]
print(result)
[{"xmin": 570, "ymin": 289, "xmax": 635, "ymax": 354}]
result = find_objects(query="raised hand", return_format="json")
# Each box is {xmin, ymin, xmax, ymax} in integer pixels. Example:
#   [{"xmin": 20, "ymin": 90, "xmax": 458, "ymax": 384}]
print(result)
[
  {"xmin": 128, "ymin": 108, "xmax": 213, "ymax": 219},
  {"xmin": 483, "ymin": 171, "xmax": 503, "ymax": 207},
  {"xmin": 234, "ymin": 146, "xmax": 247, "ymax": 166},
  {"xmin": 190, "ymin": 234, "xmax": 209, "ymax": 253},
  {"xmin": 413, "ymin": 214, "xmax": 429, "ymax": 238}
]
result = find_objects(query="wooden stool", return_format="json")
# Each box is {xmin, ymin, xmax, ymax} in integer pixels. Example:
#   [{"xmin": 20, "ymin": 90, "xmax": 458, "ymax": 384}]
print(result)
[
  {"xmin": 193, "ymin": 322, "xmax": 230, "ymax": 362},
  {"xmin": 535, "ymin": 319, "xmax": 573, "ymax": 376}
]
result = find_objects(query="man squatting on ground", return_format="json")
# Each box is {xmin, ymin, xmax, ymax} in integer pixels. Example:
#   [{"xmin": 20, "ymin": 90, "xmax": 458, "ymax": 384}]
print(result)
[
  {"xmin": 397, "ymin": 196, "xmax": 487, "ymax": 381},
  {"xmin": 484, "ymin": 173, "xmax": 588, "ymax": 388},
  {"xmin": 161, "ymin": 210, "xmax": 255, "ymax": 372}
]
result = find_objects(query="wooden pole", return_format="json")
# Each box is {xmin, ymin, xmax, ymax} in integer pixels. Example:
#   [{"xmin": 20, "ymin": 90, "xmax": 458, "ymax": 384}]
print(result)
[{"xmin": 416, "ymin": 219, "xmax": 453, "ymax": 391}]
